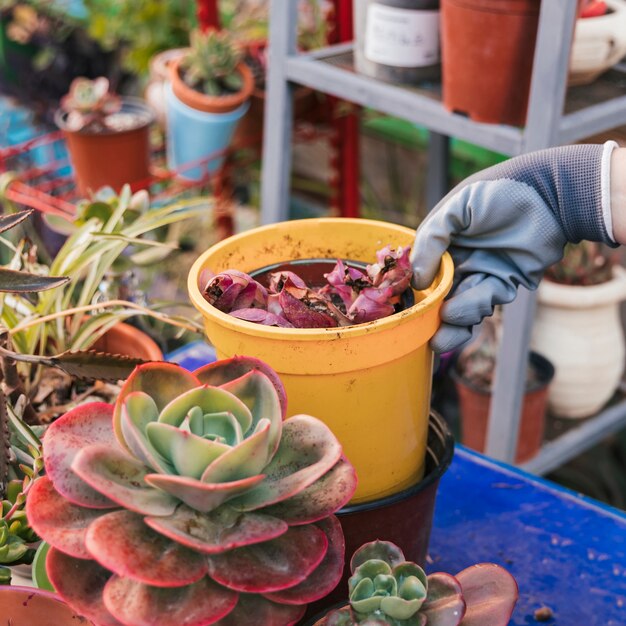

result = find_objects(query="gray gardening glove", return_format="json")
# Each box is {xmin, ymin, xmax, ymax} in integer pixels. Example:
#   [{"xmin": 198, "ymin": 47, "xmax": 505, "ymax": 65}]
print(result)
[{"xmin": 411, "ymin": 142, "xmax": 618, "ymax": 353}]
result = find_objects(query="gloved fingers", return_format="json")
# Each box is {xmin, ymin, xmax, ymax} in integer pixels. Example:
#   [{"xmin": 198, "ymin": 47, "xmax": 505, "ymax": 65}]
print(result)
[
  {"xmin": 440, "ymin": 273, "xmax": 517, "ymax": 327},
  {"xmin": 430, "ymin": 322, "xmax": 474, "ymax": 355}
]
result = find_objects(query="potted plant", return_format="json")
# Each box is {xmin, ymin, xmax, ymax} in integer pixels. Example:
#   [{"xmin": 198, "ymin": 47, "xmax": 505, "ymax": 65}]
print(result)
[
  {"xmin": 166, "ymin": 28, "xmax": 254, "ymax": 181},
  {"xmin": 307, "ymin": 539, "xmax": 519, "ymax": 625},
  {"xmin": 25, "ymin": 355, "xmax": 357, "ymax": 625},
  {"xmin": 55, "ymin": 76, "xmax": 154, "ymax": 196},
  {"xmin": 530, "ymin": 241, "xmax": 626, "ymax": 419},
  {"xmin": 452, "ymin": 311, "xmax": 555, "ymax": 463},
  {"xmin": 188, "ymin": 217, "xmax": 454, "ymax": 504}
]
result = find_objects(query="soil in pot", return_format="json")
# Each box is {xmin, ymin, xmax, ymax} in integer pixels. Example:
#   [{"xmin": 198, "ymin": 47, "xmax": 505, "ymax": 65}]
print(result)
[
  {"xmin": 55, "ymin": 97, "xmax": 154, "ymax": 197},
  {"xmin": 452, "ymin": 351, "xmax": 554, "ymax": 462}
]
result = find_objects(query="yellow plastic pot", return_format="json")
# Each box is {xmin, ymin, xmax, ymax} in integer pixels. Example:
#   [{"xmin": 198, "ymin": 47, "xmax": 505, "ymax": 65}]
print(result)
[{"xmin": 188, "ymin": 218, "xmax": 453, "ymax": 503}]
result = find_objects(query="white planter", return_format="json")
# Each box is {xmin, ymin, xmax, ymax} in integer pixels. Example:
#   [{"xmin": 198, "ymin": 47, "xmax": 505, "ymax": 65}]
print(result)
[
  {"xmin": 569, "ymin": 0, "xmax": 626, "ymax": 86},
  {"xmin": 530, "ymin": 265, "xmax": 626, "ymax": 419}
]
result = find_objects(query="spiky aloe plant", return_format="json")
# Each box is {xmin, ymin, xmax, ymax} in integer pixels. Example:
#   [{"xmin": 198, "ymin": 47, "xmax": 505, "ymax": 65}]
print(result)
[
  {"xmin": 27, "ymin": 356, "xmax": 358, "ymax": 625},
  {"xmin": 314, "ymin": 541, "xmax": 519, "ymax": 626}
]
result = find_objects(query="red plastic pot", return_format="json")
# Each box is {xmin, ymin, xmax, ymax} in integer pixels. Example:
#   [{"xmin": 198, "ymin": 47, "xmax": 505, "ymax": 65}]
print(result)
[
  {"xmin": 55, "ymin": 98, "xmax": 154, "ymax": 197},
  {"xmin": 303, "ymin": 411, "xmax": 454, "ymax": 619},
  {"xmin": 452, "ymin": 351, "xmax": 554, "ymax": 463},
  {"xmin": 441, "ymin": 0, "xmax": 541, "ymax": 126}
]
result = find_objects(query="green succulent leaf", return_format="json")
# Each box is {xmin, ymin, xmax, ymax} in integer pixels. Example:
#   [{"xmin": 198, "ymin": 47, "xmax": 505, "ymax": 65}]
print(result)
[{"xmin": 351, "ymin": 541, "xmax": 406, "ymax": 573}]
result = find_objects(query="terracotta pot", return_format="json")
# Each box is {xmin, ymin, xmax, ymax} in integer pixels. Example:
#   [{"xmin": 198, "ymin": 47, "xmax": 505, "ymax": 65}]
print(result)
[
  {"xmin": 55, "ymin": 97, "xmax": 154, "ymax": 197},
  {"xmin": 0, "ymin": 586, "xmax": 92, "ymax": 625},
  {"xmin": 91, "ymin": 322, "xmax": 163, "ymax": 361},
  {"xmin": 441, "ymin": 0, "xmax": 541, "ymax": 125},
  {"xmin": 303, "ymin": 411, "xmax": 454, "ymax": 619},
  {"xmin": 452, "ymin": 351, "xmax": 554, "ymax": 462},
  {"xmin": 169, "ymin": 57, "xmax": 255, "ymax": 114},
  {"xmin": 530, "ymin": 266, "xmax": 626, "ymax": 419}
]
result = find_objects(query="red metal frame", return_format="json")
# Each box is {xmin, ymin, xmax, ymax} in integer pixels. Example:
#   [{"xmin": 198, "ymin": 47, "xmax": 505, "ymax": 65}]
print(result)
[{"xmin": 196, "ymin": 0, "xmax": 220, "ymax": 31}]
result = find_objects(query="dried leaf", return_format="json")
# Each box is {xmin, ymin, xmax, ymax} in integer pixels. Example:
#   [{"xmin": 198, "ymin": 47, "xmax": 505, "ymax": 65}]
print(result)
[
  {"xmin": 0, "ymin": 268, "xmax": 69, "ymax": 293},
  {"xmin": 0, "ymin": 210, "xmax": 32, "ymax": 235},
  {"xmin": 49, "ymin": 351, "xmax": 149, "ymax": 383}
]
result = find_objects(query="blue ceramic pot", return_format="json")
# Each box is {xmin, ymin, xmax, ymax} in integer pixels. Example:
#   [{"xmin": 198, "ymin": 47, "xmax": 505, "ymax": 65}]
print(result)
[{"xmin": 165, "ymin": 82, "xmax": 249, "ymax": 181}]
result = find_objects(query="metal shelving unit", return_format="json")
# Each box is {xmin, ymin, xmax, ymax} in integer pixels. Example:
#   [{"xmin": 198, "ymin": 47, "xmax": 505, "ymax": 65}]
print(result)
[{"xmin": 259, "ymin": 0, "xmax": 626, "ymax": 474}]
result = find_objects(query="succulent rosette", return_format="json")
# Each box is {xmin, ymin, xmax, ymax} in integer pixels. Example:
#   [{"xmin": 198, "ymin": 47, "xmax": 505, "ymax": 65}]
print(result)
[
  {"xmin": 315, "ymin": 541, "xmax": 518, "ymax": 626},
  {"xmin": 27, "ymin": 357, "xmax": 357, "ymax": 626}
]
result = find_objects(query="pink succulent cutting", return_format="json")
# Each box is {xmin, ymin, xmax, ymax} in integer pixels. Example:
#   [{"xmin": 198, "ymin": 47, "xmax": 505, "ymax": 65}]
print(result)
[
  {"xmin": 201, "ymin": 245, "xmax": 414, "ymax": 329},
  {"xmin": 27, "ymin": 357, "xmax": 357, "ymax": 626}
]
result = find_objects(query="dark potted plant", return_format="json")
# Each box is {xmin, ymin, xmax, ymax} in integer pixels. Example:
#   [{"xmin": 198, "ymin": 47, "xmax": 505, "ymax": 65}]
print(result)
[
  {"xmin": 55, "ymin": 76, "xmax": 154, "ymax": 196},
  {"xmin": 452, "ymin": 311, "xmax": 555, "ymax": 463},
  {"xmin": 25, "ymin": 356, "xmax": 357, "ymax": 625},
  {"xmin": 166, "ymin": 28, "xmax": 254, "ymax": 180},
  {"xmin": 306, "ymin": 539, "xmax": 519, "ymax": 625},
  {"xmin": 530, "ymin": 241, "xmax": 626, "ymax": 419}
]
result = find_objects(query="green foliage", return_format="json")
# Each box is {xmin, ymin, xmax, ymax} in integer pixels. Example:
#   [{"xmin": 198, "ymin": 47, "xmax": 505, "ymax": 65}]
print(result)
[
  {"xmin": 180, "ymin": 29, "xmax": 244, "ymax": 96},
  {"xmin": 83, "ymin": 0, "xmax": 196, "ymax": 76}
]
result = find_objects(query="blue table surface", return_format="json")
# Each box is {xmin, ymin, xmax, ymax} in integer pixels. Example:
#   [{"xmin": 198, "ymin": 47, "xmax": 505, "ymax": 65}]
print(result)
[{"xmin": 170, "ymin": 341, "xmax": 626, "ymax": 626}]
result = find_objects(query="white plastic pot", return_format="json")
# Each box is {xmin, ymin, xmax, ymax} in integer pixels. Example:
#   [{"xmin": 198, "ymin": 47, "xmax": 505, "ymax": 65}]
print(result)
[
  {"xmin": 569, "ymin": 0, "xmax": 626, "ymax": 86},
  {"xmin": 530, "ymin": 265, "xmax": 626, "ymax": 419}
]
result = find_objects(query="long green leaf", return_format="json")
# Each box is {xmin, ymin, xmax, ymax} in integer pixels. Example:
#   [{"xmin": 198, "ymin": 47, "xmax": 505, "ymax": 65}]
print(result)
[
  {"xmin": 49, "ymin": 350, "xmax": 149, "ymax": 382},
  {"xmin": 91, "ymin": 233, "xmax": 178, "ymax": 249},
  {"xmin": 0, "ymin": 269, "xmax": 69, "ymax": 293},
  {"xmin": 0, "ymin": 210, "xmax": 32, "ymax": 235},
  {"xmin": 6, "ymin": 402, "xmax": 41, "ymax": 450}
]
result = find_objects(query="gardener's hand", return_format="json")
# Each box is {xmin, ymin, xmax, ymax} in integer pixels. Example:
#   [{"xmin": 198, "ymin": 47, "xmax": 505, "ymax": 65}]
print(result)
[{"xmin": 411, "ymin": 142, "xmax": 621, "ymax": 354}]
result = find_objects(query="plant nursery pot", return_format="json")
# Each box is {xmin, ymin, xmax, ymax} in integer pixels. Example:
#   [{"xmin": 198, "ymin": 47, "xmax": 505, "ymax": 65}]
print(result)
[
  {"xmin": 353, "ymin": 0, "xmax": 441, "ymax": 84},
  {"xmin": 55, "ymin": 97, "xmax": 154, "ymax": 197},
  {"xmin": 441, "ymin": 0, "xmax": 541, "ymax": 126},
  {"xmin": 569, "ymin": 0, "xmax": 626, "ymax": 86},
  {"xmin": 165, "ymin": 82, "xmax": 250, "ymax": 181},
  {"xmin": 0, "ymin": 586, "xmax": 92, "ymax": 625},
  {"xmin": 301, "ymin": 411, "xmax": 454, "ymax": 621},
  {"xmin": 188, "ymin": 218, "xmax": 454, "ymax": 503},
  {"xmin": 451, "ymin": 351, "xmax": 554, "ymax": 463},
  {"xmin": 530, "ymin": 266, "xmax": 626, "ymax": 419},
  {"xmin": 91, "ymin": 322, "xmax": 163, "ymax": 361}
]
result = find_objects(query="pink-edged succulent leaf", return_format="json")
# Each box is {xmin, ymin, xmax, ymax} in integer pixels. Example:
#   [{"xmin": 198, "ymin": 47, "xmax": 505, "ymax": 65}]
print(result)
[
  {"xmin": 267, "ymin": 270, "xmax": 307, "ymax": 293},
  {"xmin": 229, "ymin": 415, "xmax": 343, "ymax": 511},
  {"xmin": 44, "ymin": 402, "xmax": 119, "ymax": 509},
  {"xmin": 103, "ymin": 574, "xmax": 238, "ymax": 626},
  {"xmin": 350, "ymin": 540, "xmax": 406, "ymax": 573},
  {"xmin": 312, "ymin": 606, "xmax": 355, "ymax": 626},
  {"xmin": 263, "ymin": 516, "xmax": 345, "ymax": 605},
  {"xmin": 420, "ymin": 573, "xmax": 466, "ymax": 626},
  {"xmin": 207, "ymin": 524, "xmax": 328, "ymax": 593},
  {"xmin": 72, "ymin": 444, "xmax": 178, "ymax": 516},
  {"xmin": 113, "ymin": 362, "xmax": 200, "ymax": 451},
  {"xmin": 262, "ymin": 456, "xmax": 357, "ymax": 524},
  {"xmin": 145, "ymin": 504, "xmax": 288, "ymax": 554},
  {"xmin": 279, "ymin": 279, "xmax": 351, "ymax": 328},
  {"xmin": 200, "ymin": 420, "xmax": 271, "ymax": 484},
  {"xmin": 203, "ymin": 270, "xmax": 268, "ymax": 312},
  {"xmin": 158, "ymin": 385, "xmax": 253, "ymax": 432},
  {"xmin": 47, "ymin": 547, "xmax": 123, "ymax": 626},
  {"xmin": 145, "ymin": 472, "xmax": 265, "ymax": 513},
  {"xmin": 194, "ymin": 356, "xmax": 288, "ymax": 420},
  {"xmin": 26, "ymin": 476, "xmax": 112, "ymax": 559},
  {"xmin": 455, "ymin": 564, "xmax": 518, "ymax": 626},
  {"xmin": 367, "ymin": 245, "xmax": 413, "ymax": 296},
  {"xmin": 120, "ymin": 392, "xmax": 174, "ymax": 474},
  {"xmin": 230, "ymin": 308, "xmax": 294, "ymax": 328},
  {"xmin": 146, "ymin": 422, "xmax": 230, "ymax": 480},
  {"xmin": 215, "ymin": 593, "xmax": 306, "ymax": 626},
  {"xmin": 85, "ymin": 510, "xmax": 208, "ymax": 587},
  {"xmin": 347, "ymin": 287, "xmax": 395, "ymax": 324}
]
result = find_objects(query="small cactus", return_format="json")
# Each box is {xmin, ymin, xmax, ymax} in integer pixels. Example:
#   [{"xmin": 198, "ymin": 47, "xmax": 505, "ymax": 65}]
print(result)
[{"xmin": 181, "ymin": 29, "xmax": 245, "ymax": 96}]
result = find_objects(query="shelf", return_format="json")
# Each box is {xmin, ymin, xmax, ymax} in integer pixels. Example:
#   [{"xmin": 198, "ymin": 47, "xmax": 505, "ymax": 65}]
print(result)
[{"xmin": 287, "ymin": 44, "xmax": 626, "ymax": 156}]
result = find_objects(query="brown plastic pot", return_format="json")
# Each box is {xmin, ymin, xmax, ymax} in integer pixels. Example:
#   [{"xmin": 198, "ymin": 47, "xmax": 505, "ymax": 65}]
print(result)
[
  {"xmin": 55, "ymin": 97, "xmax": 153, "ymax": 197},
  {"xmin": 441, "ymin": 0, "xmax": 541, "ymax": 126},
  {"xmin": 0, "ymin": 586, "xmax": 92, "ymax": 625},
  {"xmin": 303, "ymin": 411, "xmax": 454, "ymax": 619},
  {"xmin": 169, "ymin": 57, "xmax": 255, "ymax": 114},
  {"xmin": 452, "ymin": 351, "xmax": 554, "ymax": 463},
  {"xmin": 91, "ymin": 322, "xmax": 163, "ymax": 361}
]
